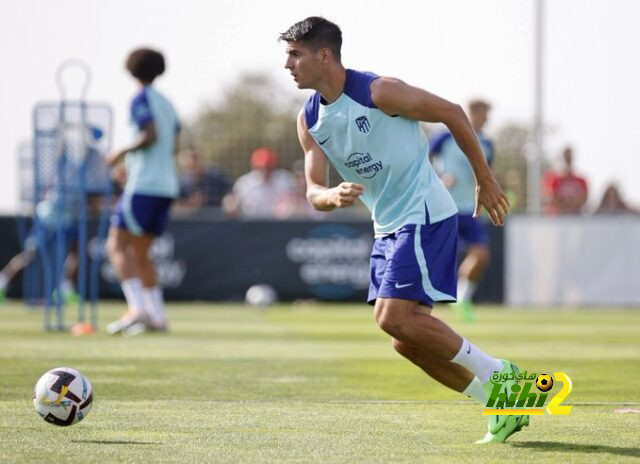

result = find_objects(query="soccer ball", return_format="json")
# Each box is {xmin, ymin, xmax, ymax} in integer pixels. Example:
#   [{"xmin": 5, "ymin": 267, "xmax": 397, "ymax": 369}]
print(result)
[
  {"xmin": 245, "ymin": 284, "xmax": 278, "ymax": 307},
  {"xmin": 33, "ymin": 367, "xmax": 93, "ymax": 426},
  {"xmin": 536, "ymin": 374, "xmax": 553, "ymax": 392}
]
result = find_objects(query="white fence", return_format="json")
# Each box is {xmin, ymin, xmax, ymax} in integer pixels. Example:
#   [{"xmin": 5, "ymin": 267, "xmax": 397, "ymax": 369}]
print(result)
[{"xmin": 506, "ymin": 216, "xmax": 640, "ymax": 306}]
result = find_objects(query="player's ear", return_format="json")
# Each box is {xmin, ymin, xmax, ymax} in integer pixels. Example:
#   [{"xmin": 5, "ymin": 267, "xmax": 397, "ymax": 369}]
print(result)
[{"xmin": 319, "ymin": 48, "xmax": 331, "ymax": 64}]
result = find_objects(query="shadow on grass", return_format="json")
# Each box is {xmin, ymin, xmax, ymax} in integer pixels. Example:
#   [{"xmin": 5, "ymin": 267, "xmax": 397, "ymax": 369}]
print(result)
[
  {"xmin": 72, "ymin": 440, "xmax": 159, "ymax": 445},
  {"xmin": 512, "ymin": 441, "xmax": 640, "ymax": 458}
]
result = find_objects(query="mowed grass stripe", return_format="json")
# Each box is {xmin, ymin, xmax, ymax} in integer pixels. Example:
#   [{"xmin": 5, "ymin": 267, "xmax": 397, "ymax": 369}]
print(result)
[{"xmin": 1, "ymin": 301, "xmax": 639, "ymax": 463}]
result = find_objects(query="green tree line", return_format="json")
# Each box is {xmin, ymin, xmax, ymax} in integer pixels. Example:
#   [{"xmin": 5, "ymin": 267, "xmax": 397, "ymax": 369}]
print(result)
[{"xmin": 185, "ymin": 72, "xmax": 533, "ymax": 211}]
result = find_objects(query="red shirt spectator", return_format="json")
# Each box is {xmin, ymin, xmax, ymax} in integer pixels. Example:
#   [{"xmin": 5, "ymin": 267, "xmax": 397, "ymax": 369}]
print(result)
[{"xmin": 543, "ymin": 147, "xmax": 588, "ymax": 215}]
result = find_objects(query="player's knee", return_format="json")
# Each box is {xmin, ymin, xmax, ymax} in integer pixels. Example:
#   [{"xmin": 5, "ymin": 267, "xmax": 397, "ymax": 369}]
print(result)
[
  {"xmin": 128, "ymin": 250, "xmax": 146, "ymax": 267},
  {"xmin": 391, "ymin": 337, "xmax": 410, "ymax": 356},
  {"xmin": 374, "ymin": 304, "xmax": 403, "ymax": 337}
]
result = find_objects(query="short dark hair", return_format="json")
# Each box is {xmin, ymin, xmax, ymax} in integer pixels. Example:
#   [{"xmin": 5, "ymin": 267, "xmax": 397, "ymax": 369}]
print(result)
[
  {"xmin": 125, "ymin": 48, "xmax": 165, "ymax": 83},
  {"xmin": 279, "ymin": 17, "xmax": 342, "ymax": 61},
  {"xmin": 468, "ymin": 99, "xmax": 491, "ymax": 112}
]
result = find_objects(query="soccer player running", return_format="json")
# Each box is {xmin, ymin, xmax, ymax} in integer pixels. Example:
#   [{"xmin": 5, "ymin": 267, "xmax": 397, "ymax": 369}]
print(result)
[
  {"xmin": 430, "ymin": 100, "xmax": 495, "ymax": 322},
  {"xmin": 105, "ymin": 48, "xmax": 180, "ymax": 336},
  {"xmin": 281, "ymin": 17, "xmax": 527, "ymax": 444}
]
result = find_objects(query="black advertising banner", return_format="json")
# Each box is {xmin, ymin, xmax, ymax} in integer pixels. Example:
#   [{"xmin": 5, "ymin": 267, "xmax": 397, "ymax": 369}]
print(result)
[
  {"xmin": 109, "ymin": 220, "xmax": 376, "ymax": 302},
  {"xmin": 0, "ymin": 216, "xmax": 504, "ymax": 303}
]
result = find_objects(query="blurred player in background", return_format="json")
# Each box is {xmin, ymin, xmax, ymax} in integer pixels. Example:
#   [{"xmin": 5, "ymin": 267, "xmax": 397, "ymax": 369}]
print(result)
[
  {"xmin": 281, "ymin": 17, "xmax": 525, "ymax": 444},
  {"xmin": 430, "ymin": 100, "xmax": 494, "ymax": 322},
  {"xmin": 0, "ymin": 193, "xmax": 78, "ymax": 303},
  {"xmin": 105, "ymin": 47, "xmax": 180, "ymax": 336}
]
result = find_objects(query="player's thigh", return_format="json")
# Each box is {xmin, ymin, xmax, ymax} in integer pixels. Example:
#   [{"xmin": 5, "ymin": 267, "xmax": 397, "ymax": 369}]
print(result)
[
  {"xmin": 107, "ymin": 224, "xmax": 133, "ymax": 253},
  {"xmin": 467, "ymin": 243, "xmax": 490, "ymax": 262},
  {"xmin": 374, "ymin": 297, "xmax": 436, "ymax": 336},
  {"xmin": 374, "ymin": 297, "xmax": 432, "ymax": 319},
  {"xmin": 128, "ymin": 233, "xmax": 155, "ymax": 261}
]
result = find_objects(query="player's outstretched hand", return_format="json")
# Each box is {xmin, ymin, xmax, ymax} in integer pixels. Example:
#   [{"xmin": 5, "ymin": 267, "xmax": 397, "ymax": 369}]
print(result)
[
  {"xmin": 332, "ymin": 182, "xmax": 364, "ymax": 208},
  {"xmin": 474, "ymin": 177, "xmax": 510, "ymax": 226}
]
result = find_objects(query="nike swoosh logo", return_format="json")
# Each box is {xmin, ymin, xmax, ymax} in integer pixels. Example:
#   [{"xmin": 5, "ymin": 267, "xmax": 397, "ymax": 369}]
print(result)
[
  {"xmin": 394, "ymin": 282, "xmax": 413, "ymax": 289},
  {"xmin": 318, "ymin": 136, "xmax": 331, "ymax": 145}
]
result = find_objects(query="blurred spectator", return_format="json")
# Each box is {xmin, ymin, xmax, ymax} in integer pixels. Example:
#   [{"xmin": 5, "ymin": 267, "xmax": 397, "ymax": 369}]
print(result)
[
  {"xmin": 542, "ymin": 146, "xmax": 589, "ymax": 215},
  {"xmin": 176, "ymin": 149, "xmax": 230, "ymax": 211},
  {"xmin": 223, "ymin": 147, "xmax": 295, "ymax": 219},
  {"xmin": 274, "ymin": 160, "xmax": 324, "ymax": 219},
  {"xmin": 595, "ymin": 183, "xmax": 638, "ymax": 215}
]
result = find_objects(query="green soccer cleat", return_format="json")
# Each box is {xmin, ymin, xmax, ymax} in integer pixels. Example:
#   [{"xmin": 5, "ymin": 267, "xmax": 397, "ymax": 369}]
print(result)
[
  {"xmin": 475, "ymin": 414, "xmax": 530, "ymax": 444},
  {"xmin": 64, "ymin": 290, "xmax": 79, "ymax": 306},
  {"xmin": 483, "ymin": 360, "xmax": 524, "ymax": 434},
  {"xmin": 453, "ymin": 300, "xmax": 475, "ymax": 322}
]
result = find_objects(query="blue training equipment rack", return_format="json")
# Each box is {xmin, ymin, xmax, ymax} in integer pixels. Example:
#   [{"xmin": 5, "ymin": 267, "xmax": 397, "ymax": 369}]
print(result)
[{"xmin": 31, "ymin": 60, "xmax": 113, "ymax": 331}]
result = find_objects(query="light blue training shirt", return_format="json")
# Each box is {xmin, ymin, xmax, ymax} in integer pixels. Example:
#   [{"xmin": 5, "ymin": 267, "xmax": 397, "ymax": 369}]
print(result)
[
  {"xmin": 430, "ymin": 130, "xmax": 494, "ymax": 214},
  {"xmin": 124, "ymin": 86, "xmax": 180, "ymax": 198},
  {"xmin": 304, "ymin": 69, "xmax": 457, "ymax": 236}
]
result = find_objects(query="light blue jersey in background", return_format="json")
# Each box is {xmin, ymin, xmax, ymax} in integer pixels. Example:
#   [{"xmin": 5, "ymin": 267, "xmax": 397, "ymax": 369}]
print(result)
[
  {"xmin": 124, "ymin": 86, "xmax": 180, "ymax": 198},
  {"xmin": 430, "ymin": 131, "xmax": 494, "ymax": 214},
  {"xmin": 304, "ymin": 69, "xmax": 457, "ymax": 237}
]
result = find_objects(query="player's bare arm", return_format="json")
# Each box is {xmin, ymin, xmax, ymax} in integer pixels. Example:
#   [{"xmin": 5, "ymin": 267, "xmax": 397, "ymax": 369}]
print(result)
[
  {"xmin": 107, "ymin": 122, "xmax": 158, "ymax": 166},
  {"xmin": 296, "ymin": 110, "xmax": 364, "ymax": 210},
  {"xmin": 371, "ymin": 77, "xmax": 509, "ymax": 226}
]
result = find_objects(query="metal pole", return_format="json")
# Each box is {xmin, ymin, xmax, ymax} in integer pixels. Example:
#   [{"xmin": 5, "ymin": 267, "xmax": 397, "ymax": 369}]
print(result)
[{"xmin": 529, "ymin": 0, "xmax": 544, "ymax": 214}]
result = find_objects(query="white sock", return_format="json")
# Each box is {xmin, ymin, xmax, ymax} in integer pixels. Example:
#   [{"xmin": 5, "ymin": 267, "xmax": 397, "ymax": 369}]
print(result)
[
  {"xmin": 462, "ymin": 377, "xmax": 488, "ymax": 405},
  {"xmin": 141, "ymin": 286, "xmax": 166, "ymax": 325},
  {"xmin": 0, "ymin": 272, "xmax": 8, "ymax": 291},
  {"xmin": 121, "ymin": 278, "xmax": 145, "ymax": 319},
  {"xmin": 457, "ymin": 277, "xmax": 477, "ymax": 303},
  {"xmin": 451, "ymin": 338, "xmax": 503, "ymax": 383}
]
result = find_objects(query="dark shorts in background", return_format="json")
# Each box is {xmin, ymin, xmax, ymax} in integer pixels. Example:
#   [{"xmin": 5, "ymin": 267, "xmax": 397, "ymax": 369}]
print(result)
[
  {"xmin": 111, "ymin": 193, "xmax": 173, "ymax": 237},
  {"xmin": 368, "ymin": 215, "xmax": 458, "ymax": 307},
  {"xmin": 457, "ymin": 214, "xmax": 489, "ymax": 247}
]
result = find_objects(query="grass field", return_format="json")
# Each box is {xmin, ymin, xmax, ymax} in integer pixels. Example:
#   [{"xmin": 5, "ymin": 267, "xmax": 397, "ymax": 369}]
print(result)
[{"xmin": 1, "ymin": 301, "xmax": 639, "ymax": 463}]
